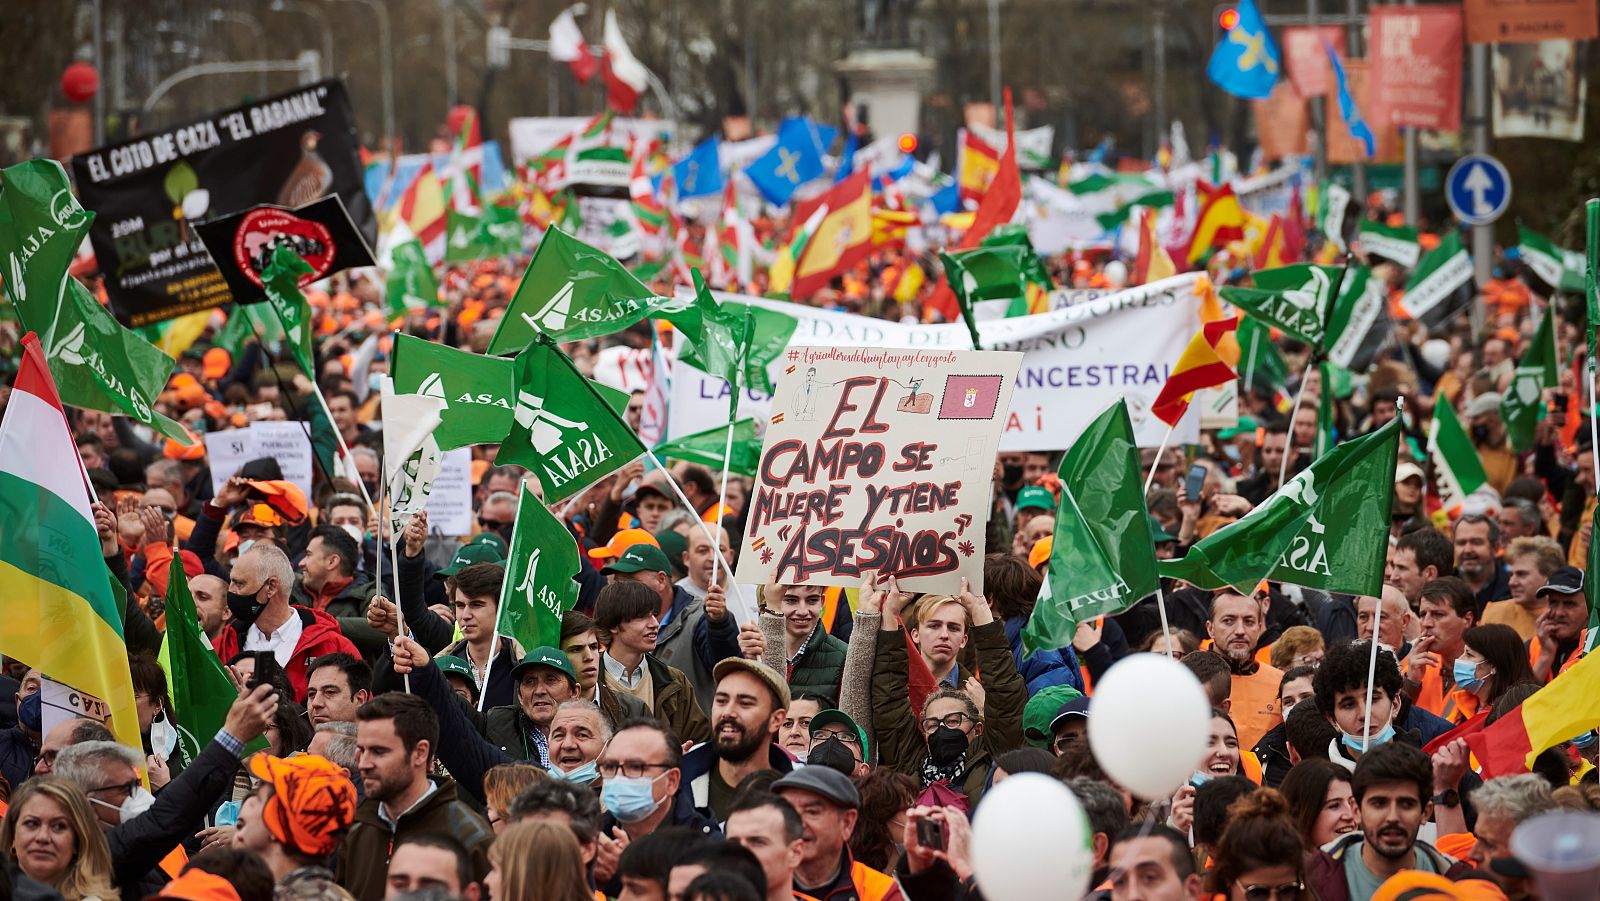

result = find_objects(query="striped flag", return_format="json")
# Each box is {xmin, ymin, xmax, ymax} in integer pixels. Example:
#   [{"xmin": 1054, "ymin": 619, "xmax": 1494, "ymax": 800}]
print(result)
[
  {"xmin": 1401, "ymin": 233, "xmax": 1474, "ymax": 330},
  {"xmin": 1151, "ymin": 318, "xmax": 1239, "ymax": 427},
  {"xmin": 0, "ymin": 333, "xmax": 142, "ymax": 755},
  {"xmin": 1183, "ymin": 182, "xmax": 1248, "ymax": 263},
  {"xmin": 1324, "ymin": 266, "xmax": 1394, "ymax": 374},
  {"xmin": 1428, "ymin": 398, "xmax": 1488, "ymax": 512},
  {"xmin": 1132, "ymin": 208, "xmax": 1178, "ymax": 285},
  {"xmin": 768, "ymin": 202, "xmax": 829, "ymax": 296},
  {"xmin": 1357, "ymin": 219, "xmax": 1420, "ymax": 268}
]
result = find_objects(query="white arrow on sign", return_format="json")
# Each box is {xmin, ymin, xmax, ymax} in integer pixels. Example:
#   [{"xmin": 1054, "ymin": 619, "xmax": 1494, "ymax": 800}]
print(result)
[{"xmin": 1462, "ymin": 163, "xmax": 1496, "ymax": 217}]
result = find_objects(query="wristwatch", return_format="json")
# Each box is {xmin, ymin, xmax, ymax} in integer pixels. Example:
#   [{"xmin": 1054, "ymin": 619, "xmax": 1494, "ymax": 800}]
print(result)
[{"xmin": 1432, "ymin": 789, "xmax": 1460, "ymax": 808}]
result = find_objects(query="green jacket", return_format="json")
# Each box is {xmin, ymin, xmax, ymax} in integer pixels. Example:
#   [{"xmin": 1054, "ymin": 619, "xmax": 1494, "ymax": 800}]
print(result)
[
  {"xmin": 785, "ymin": 625, "xmax": 849, "ymax": 706},
  {"xmin": 870, "ymin": 619, "xmax": 1026, "ymax": 803},
  {"xmin": 642, "ymin": 655, "xmax": 711, "ymax": 746}
]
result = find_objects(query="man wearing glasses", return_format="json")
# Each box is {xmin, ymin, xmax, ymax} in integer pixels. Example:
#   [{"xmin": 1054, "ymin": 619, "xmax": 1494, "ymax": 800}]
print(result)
[
  {"xmin": 591, "ymin": 720, "xmax": 718, "ymax": 894},
  {"xmin": 805, "ymin": 709, "xmax": 869, "ymax": 778}
]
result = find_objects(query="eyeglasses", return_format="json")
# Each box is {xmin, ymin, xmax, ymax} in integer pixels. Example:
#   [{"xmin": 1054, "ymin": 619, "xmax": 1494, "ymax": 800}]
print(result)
[
  {"xmin": 1237, "ymin": 880, "xmax": 1303, "ymax": 901},
  {"xmin": 597, "ymin": 760, "xmax": 673, "ymax": 779},
  {"xmin": 86, "ymin": 779, "xmax": 139, "ymax": 799},
  {"xmin": 810, "ymin": 730, "xmax": 860, "ymax": 746},
  {"xmin": 919, "ymin": 712, "xmax": 976, "ymax": 735}
]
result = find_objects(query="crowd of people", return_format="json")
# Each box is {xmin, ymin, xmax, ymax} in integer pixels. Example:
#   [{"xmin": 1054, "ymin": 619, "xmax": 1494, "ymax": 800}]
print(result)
[{"xmin": 2, "ymin": 176, "xmax": 1598, "ymax": 901}]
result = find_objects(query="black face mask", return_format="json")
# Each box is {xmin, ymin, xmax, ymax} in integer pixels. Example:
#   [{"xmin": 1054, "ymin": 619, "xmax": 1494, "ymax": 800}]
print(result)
[
  {"xmin": 926, "ymin": 726, "xmax": 969, "ymax": 766},
  {"xmin": 1470, "ymin": 424, "xmax": 1492, "ymax": 444},
  {"xmin": 227, "ymin": 580, "xmax": 269, "ymax": 626},
  {"xmin": 1001, "ymin": 463, "xmax": 1023, "ymax": 484},
  {"xmin": 807, "ymin": 738, "xmax": 857, "ymax": 775}
]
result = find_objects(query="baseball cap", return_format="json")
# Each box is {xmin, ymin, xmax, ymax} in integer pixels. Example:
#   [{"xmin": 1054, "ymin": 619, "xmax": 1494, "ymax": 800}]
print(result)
[
  {"xmin": 588, "ymin": 527, "xmax": 661, "ymax": 560},
  {"xmin": 655, "ymin": 528, "xmax": 689, "ymax": 570},
  {"xmin": 435, "ymin": 542, "xmax": 505, "ymax": 580},
  {"xmin": 1537, "ymin": 566, "xmax": 1584, "ymax": 598},
  {"xmin": 809, "ymin": 708, "xmax": 870, "ymax": 761},
  {"xmin": 772, "ymin": 765, "xmax": 861, "ymax": 809},
  {"xmin": 712, "ymin": 657, "xmax": 791, "ymax": 710},
  {"xmin": 509, "ymin": 647, "xmax": 578, "ymax": 685},
  {"xmin": 202, "ymin": 347, "xmax": 232, "ymax": 381},
  {"xmin": 1216, "ymin": 416, "xmax": 1259, "ymax": 441},
  {"xmin": 1048, "ymin": 696, "xmax": 1093, "ymax": 734},
  {"xmin": 234, "ymin": 503, "xmax": 285, "ymax": 530},
  {"xmin": 601, "ymin": 543, "xmax": 673, "ymax": 576},
  {"xmin": 435, "ymin": 656, "xmax": 479, "ymax": 698},
  {"xmin": 1148, "ymin": 514, "xmax": 1177, "ymax": 544},
  {"xmin": 633, "ymin": 472, "xmax": 672, "ymax": 501},
  {"xmin": 1395, "ymin": 461, "xmax": 1425, "ymax": 484},
  {"xmin": 243, "ymin": 480, "xmax": 308, "ymax": 525},
  {"xmin": 158, "ymin": 870, "xmax": 242, "ymax": 901},
  {"xmin": 1017, "ymin": 485, "xmax": 1056, "ymax": 512},
  {"xmin": 246, "ymin": 754, "xmax": 358, "ymax": 857},
  {"xmin": 1028, "ymin": 535, "xmax": 1053, "ymax": 570},
  {"xmin": 1023, "ymin": 684, "xmax": 1084, "ymax": 745},
  {"xmin": 1464, "ymin": 393, "xmax": 1502, "ymax": 418},
  {"xmin": 468, "ymin": 532, "xmax": 509, "ymax": 556}
]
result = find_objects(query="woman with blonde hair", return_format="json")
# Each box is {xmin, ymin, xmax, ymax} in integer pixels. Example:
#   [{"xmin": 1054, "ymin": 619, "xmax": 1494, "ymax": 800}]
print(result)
[
  {"xmin": 1, "ymin": 777, "xmax": 119, "ymax": 901},
  {"xmin": 484, "ymin": 821, "xmax": 590, "ymax": 901},
  {"xmin": 481, "ymin": 763, "xmax": 546, "ymax": 834}
]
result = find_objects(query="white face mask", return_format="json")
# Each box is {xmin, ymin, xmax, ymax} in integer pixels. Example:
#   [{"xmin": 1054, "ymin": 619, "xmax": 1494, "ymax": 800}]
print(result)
[
  {"xmin": 92, "ymin": 786, "xmax": 155, "ymax": 823},
  {"xmin": 339, "ymin": 523, "xmax": 365, "ymax": 544},
  {"xmin": 149, "ymin": 713, "xmax": 178, "ymax": 761}
]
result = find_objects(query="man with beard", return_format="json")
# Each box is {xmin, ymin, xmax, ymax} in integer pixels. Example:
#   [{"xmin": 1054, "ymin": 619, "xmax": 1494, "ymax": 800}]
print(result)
[
  {"xmin": 1204, "ymin": 592, "xmax": 1283, "ymax": 751},
  {"xmin": 1453, "ymin": 514, "xmax": 1511, "ymax": 616},
  {"xmin": 1305, "ymin": 743, "xmax": 1469, "ymax": 901},
  {"xmin": 1385, "ymin": 529, "xmax": 1453, "ymax": 614},
  {"xmin": 682, "ymin": 658, "xmax": 793, "ymax": 823}
]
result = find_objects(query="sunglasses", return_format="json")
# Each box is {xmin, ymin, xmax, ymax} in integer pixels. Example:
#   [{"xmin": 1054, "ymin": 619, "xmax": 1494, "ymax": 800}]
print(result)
[{"xmin": 1237, "ymin": 881, "xmax": 1303, "ymax": 901}]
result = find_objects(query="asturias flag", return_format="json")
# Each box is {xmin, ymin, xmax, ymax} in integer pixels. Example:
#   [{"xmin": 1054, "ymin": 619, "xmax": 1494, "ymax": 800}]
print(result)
[
  {"xmin": 1206, "ymin": 0, "xmax": 1281, "ymax": 100},
  {"xmin": 747, "ymin": 117, "xmax": 832, "ymax": 206}
]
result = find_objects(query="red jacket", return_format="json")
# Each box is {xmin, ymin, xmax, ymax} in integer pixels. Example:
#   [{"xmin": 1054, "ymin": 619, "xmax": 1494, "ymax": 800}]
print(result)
[{"xmin": 213, "ymin": 606, "xmax": 360, "ymax": 703}]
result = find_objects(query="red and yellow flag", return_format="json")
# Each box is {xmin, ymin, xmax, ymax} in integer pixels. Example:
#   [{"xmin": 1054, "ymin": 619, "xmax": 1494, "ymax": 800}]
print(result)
[
  {"xmin": 1132, "ymin": 207, "xmax": 1177, "ymax": 285},
  {"xmin": 1150, "ymin": 318, "xmax": 1239, "ymax": 427},
  {"xmin": 1466, "ymin": 644, "xmax": 1600, "ymax": 778},
  {"xmin": 1254, "ymin": 214, "xmax": 1290, "ymax": 269},
  {"xmin": 791, "ymin": 170, "xmax": 872, "ymax": 299},
  {"xmin": 957, "ymin": 130, "xmax": 1001, "ymax": 202},
  {"xmin": 1183, "ymin": 182, "xmax": 1247, "ymax": 264}
]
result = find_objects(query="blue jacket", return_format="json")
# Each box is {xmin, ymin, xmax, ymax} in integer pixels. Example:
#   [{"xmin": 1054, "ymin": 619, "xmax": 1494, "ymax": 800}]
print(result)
[
  {"xmin": 1003, "ymin": 616, "xmax": 1084, "ymax": 696},
  {"xmin": 0, "ymin": 725, "xmax": 37, "ymax": 798},
  {"xmin": 680, "ymin": 740, "xmax": 794, "ymax": 823}
]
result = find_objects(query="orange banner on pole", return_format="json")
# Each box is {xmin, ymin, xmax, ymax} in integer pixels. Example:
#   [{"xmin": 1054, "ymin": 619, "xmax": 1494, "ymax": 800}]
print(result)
[{"xmin": 1463, "ymin": 0, "xmax": 1597, "ymax": 45}]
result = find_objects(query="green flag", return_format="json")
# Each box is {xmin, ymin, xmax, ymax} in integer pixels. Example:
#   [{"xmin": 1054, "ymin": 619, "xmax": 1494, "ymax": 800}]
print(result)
[
  {"xmin": 1237, "ymin": 315, "xmax": 1290, "ymax": 391},
  {"xmin": 496, "ymin": 485, "xmax": 580, "ymax": 651},
  {"xmin": 1316, "ymin": 181, "xmax": 1352, "ymax": 251},
  {"xmin": 488, "ymin": 226, "xmax": 677, "ymax": 353},
  {"xmin": 386, "ymin": 239, "xmax": 443, "ymax": 315},
  {"xmin": 981, "ymin": 225, "xmax": 1055, "ymax": 290},
  {"xmin": 1401, "ymin": 232, "xmax": 1475, "ymax": 331},
  {"xmin": 1314, "ymin": 362, "xmax": 1337, "ymax": 460},
  {"xmin": 1517, "ymin": 225, "xmax": 1583, "ymax": 295},
  {"xmin": 390, "ymin": 333, "xmax": 516, "ymax": 451},
  {"xmin": 1022, "ymin": 401, "xmax": 1159, "ymax": 655},
  {"xmin": 159, "ymin": 552, "xmax": 266, "ymax": 766},
  {"xmin": 655, "ymin": 419, "xmax": 762, "ymax": 477},
  {"xmin": 0, "ymin": 160, "xmax": 189, "ymax": 443},
  {"xmin": 1160, "ymin": 417, "xmax": 1401, "ymax": 596},
  {"xmin": 496, "ymin": 335, "xmax": 646, "ymax": 502},
  {"xmin": 1428, "ymin": 395, "xmax": 1488, "ymax": 510},
  {"xmin": 1220, "ymin": 264, "xmax": 1342, "ymax": 347},
  {"xmin": 212, "ymin": 304, "xmax": 285, "ymax": 359},
  {"xmin": 1501, "ymin": 303, "xmax": 1558, "ymax": 453},
  {"xmin": 675, "ymin": 301, "xmax": 798, "ymax": 396},
  {"xmin": 667, "ymin": 270, "xmax": 745, "ymax": 392},
  {"xmin": 1587, "ymin": 200, "xmax": 1600, "ymax": 366},
  {"xmin": 445, "ymin": 205, "xmax": 523, "ymax": 263},
  {"xmin": 1356, "ymin": 219, "xmax": 1420, "ymax": 268},
  {"xmin": 261, "ymin": 245, "xmax": 315, "ymax": 376},
  {"xmin": 941, "ymin": 246, "xmax": 1031, "ymax": 350}
]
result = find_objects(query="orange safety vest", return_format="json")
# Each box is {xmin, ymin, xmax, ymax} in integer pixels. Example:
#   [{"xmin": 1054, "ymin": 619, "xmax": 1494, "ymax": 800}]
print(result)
[
  {"xmin": 1241, "ymin": 749, "xmax": 1264, "ymax": 785},
  {"xmin": 1529, "ymin": 632, "xmax": 1588, "ymax": 681},
  {"xmin": 850, "ymin": 859, "xmax": 900, "ymax": 901}
]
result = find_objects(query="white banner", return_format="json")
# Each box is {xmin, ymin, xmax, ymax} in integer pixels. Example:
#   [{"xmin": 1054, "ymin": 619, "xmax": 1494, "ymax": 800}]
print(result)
[
  {"xmin": 507, "ymin": 116, "xmax": 676, "ymax": 164},
  {"xmin": 429, "ymin": 448, "xmax": 475, "ymax": 536},
  {"xmin": 40, "ymin": 677, "xmax": 108, "ymax": 741},
  {"xmin": 203, "ymin": 421, "xmax": 314, "ymax": 501},
  {"xmin": 666, "ymin": 274, "xmax": 1204, "ymax": 451}
]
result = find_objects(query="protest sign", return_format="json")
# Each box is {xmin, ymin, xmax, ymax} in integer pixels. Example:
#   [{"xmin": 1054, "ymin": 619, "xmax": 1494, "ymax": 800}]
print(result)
[
  {"xmin": 658, "ymin": 275, "xmax": 1202, "ymax": 451},
  {"xmin": 40, "ymin": 677, "xmax": 109, "ymax": 739},
  {"xmin": 734, "ymin": 347, "xmax": 1021, "ymax": 594},
  {"xmin": 204, "ymin": 421, "xmax": 314, "ymax": 500},
  {"xmin": 71, "ymin": 80, "xmax": 371, "ymax": 327},
  {"xmin": 194, "ymin": 195, "xmax": 376, "ymax": 305},
  {"xmin": 1371, "ymin": 6, "xmax": 1464, "ymax": 131},
  {"xmin": 429, "ymin": 448, "xmax": 476, "ymax": 536}
]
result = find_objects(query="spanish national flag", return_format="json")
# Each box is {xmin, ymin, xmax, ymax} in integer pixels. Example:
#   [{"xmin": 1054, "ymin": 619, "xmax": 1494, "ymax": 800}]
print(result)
[
  {"xmin": 957, "ymin": 129, "xmax": 1001, "ymax": 202},
  {"xmin": 791, "ymin": 170, "xmax": 872, "ymax": 300},
  {"xmin": 1150, "ymin": 318, "xmax": 1239, "ymax": 427},
  {"xmin": 1183, "ymin": 181, "xmax": 1248, "ymax": 264},
  {"xmin": 1132, "ymin": 208, "xmax": 1177, "ymax": 285},
  {"xmin": 1465, "ymin": 646, "xmax": 1600, "ymax": 778},
  {"xmin": 1254, "ymin": 214, "xmax": 1291, "ymax": 269},
  {"xmin": 0, "ymin": 334, "xmax": 142, "ymax": 755}
]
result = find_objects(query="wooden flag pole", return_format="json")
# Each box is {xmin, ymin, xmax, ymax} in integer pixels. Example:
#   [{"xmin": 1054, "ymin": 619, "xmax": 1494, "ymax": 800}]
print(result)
[{"xmin": 1142, "ymin": 422, "xmax": 1177, "ymax": 497}]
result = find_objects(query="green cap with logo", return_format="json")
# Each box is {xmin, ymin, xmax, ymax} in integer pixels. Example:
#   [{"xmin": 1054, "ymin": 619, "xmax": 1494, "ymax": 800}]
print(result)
[
  {"xmin": 435, "ymin": 656, "xmax": 480, "ymax": 698},
  {"xmin": 435, "ymin": 542, "xmax": 506, "ymax": 580},
  {"xmin": 468, "ymin": 532, "xmax": 509, "ymax": 555},
  {"xmin": 1023, "ymin": 684, "xmax": 1084, "ymax": 747},
  {"xmin": 509, "ymin": 647, "xmax": 578, "ymax": 685},
  {"xmin": 600, "ymin": 543, "xmax": 672, "ymax": 576},
  {"xmin": 1016, "ymin": 485, "xmax": 1056, "ymax": 512},
  {"xmin": 1148, "ymin": 514, "xmax": 1177, "ymax": 544}
]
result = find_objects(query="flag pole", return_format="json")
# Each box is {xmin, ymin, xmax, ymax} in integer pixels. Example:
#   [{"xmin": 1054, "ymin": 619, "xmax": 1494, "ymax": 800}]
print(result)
[
  {"xmin": 311, "ymin": 379, "xmax": 377, "ymax": 514},
  {"xmin": 1277, "ymin": 371, "xmax": 1311, "ymax": 491},
  {"xmin": 1244, "ymin": 328, "xmax": 1260, "ymax": 394},
  {"xmin": 380, "ymin": 472, "xmax": 410, "ymax": 693},
  {"xmin": 1142, "ymin": 422, "xmax": 1177, "ymax": 496},
  {"xmin": 716, "ymin": 370, "xmax": 742, "ymax": 527},
  {"xmin": 1361, "ymin": 592, "xmax": 1382, "ymax": 754},
  {"xmin": 645, "ymin": 448, "xmax": 743, "ymax": 602},
  {"xmin": 1151, "ymin": 583, "xmax": 1176, "ymax": 659}
]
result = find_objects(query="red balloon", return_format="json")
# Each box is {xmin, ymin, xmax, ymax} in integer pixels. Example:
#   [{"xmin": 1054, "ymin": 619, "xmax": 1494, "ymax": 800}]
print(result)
[{"xmin": 61, "ymin": 61, "xmax": 99, "ymax": 104}]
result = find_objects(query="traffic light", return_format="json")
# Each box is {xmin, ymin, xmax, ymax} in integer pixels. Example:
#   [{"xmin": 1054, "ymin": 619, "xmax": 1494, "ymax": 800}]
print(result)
[
  {"xmin": 1218, "ymin": 6, "xmax": 1239, "ymax": 31},
  {"xmin": 897, "ymin": 133, "xmax": 918, "ymax": 154}
]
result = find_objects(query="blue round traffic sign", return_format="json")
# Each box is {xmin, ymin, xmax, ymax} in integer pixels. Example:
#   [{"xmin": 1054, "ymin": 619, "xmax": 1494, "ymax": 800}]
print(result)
[{"xmin": 1445, "ymin": 154, "xmax": 1511, "ymax": 226}]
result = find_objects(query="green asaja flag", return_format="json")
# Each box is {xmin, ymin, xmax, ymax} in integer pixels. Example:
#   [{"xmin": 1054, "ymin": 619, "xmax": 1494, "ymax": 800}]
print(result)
[
  {"xmin": 941, "ymin": 246, "xmax": 1031, "ymax": 350},
  {"xmin": 1428, "ymin": 396, "xmax": 1487, "ymax": 510},
  {"xmin": 495, "ymin": 485, "xmax": 581, "ymax": 651},
  {"xmin": 0, "ymin": 160, "xmax": 190, "ymax": 444},
  {"xmin": 672, "ymin": 299, "xmax": 799, "ymax": 397},
  {"xmin": 386, "ymin": 239, "xmax": 442, "ymax": 315},
  {"xmin": 1160, "ymin": 416, "xmax": 1401, "ymax": 596},
  {"xmin": 1316, "ymin": 181, "xmax": 1352, "ymax": 251},
  {"xmin": 1237, "ymin": 315, "xmax": 1290, "ymax": 392},
  {"xmin": 1501, "ymin": 302, "xmax": 1558, "ymax": 453},
  {"xmin": 1517, "ymin": 226, "xmax": 1580, "ymax": 295},
  {"xmin": 655, "ymin": 419, "xmax": 762, "ymax": 477},
  {"xmin": 1324, "ymin": 266, "xmax": 1394, "ymax": 374},
  {"xmin": 488, "ymin": 226, "xmax": 678, "ymax": 353},
  {"xmin": 1220, "ymin": 264, "xmax": 1342, "ymax": 348},
  {"xmin": 1401, "ymin": 232, "xmax": 1475, "ymax": 330},
  {"xmin": 496, "ymin": 335, "xmax": 646, "ymax": 502},
  {"xmin": 390, "ymin": 333, "xmax": 515, "ymax": 451},
  {"xmin": 158, "ymin": 552, "xmax": 266, "ymax": 767},
  {"xmin": 1357, "ymin": 219, "xmax": 1420, "ymax": 268},
  {"xmin": 445, "ymin": 205, "xmax": 523, "ymax": 263},
  {"xmin": 261, "ymin": 245, "xmax": 315, "ymax": 376},
  {"xmin": 1022, "ymin": 400, "xmax": 1159, "ymax": 655}
]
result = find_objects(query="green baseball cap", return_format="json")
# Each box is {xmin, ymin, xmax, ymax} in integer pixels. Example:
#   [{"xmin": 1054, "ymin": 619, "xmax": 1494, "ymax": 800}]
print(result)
[
  {"xmin": 1216, "ymin": 416, "xmax": 1259, "ymax": 441},
  {"xmin": 435, "ymin": 542, "xmax": 505, "ymax": 580},
  {"xmin": 600, "ymin": 543, "xmax": 672, "ymax": 576},
  {"xmin": 509, "ymin": 647, "xmax": 578, "ymax": 685},
  {"xmin": 468, "ymin": 532, "xmax": 509, "ymax": 555},
  {"xmin": 1017, "ymin": 485, "xmax": 1056, "ymax": 512},
  {"xmin": 1023, "ymin": 684, "xmax": 1084, "ymax": 747},
  {"xmin": 809, "ymin": 708, "xmax": 870, "ymax": 761},
  {"xmin": 435, "ymin": 656, "xmax": 479, "ymax": 698},
  {"xmin": 654, "ymin": 529, "xmax": 689, "ymax": 573},
  {"xmin": 1148, "ymin": 514, "xmax": 1177, "ymax": 544}
]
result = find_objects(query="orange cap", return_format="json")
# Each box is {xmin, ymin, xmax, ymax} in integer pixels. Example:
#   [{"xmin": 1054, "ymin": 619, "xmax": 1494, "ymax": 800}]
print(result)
[
  {"xmin": 588, "ymin": 527, "xmax": 661, "ymax": 560},
  {"xmin": 1028, "ymin": 535, "xmax": 1053, "ymax": 570},
  {"xmin": 158, "ymin": 869, "xmax": 242, "ymax": 901},
  {"xmin": 235, "ymin": 503, "xmax": 285, "ymax": 530},
  {"xmin": 202, "ymin": 347, "xmax": 231, "ymax": 380},
  {"xmin": 244, "ymin": 480, "xmax": 309, "ymax": 525},
  {"xmin": 164, "ymin": 435, "xmax": 207, "ymax": 461},
  {"xmin": 247, "ymin": 754, "xmax": 357, "ymax": 857}
]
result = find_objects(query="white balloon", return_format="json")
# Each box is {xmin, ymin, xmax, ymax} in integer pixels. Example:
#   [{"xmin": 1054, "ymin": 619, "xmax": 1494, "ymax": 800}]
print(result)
[
  {"xmin": 1087, "ymin": 653, "xmax": 1212, "ymax": 799},
  {"xmin": 1104, "ymin": 259, "xmax": 1128, "ymax": 288},
  {"xmin": 972, "ymin": 773, "xmax": 1093, "ymax": 901}
]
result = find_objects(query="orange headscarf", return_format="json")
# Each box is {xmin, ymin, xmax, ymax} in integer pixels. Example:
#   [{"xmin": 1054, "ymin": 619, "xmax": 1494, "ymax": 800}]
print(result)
[{"xmin": 248, "ymin": 754, "xmax": 358, "ymax": 857}]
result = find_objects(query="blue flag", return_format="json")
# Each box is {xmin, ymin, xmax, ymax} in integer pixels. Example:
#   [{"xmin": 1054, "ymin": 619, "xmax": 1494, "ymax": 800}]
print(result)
[
  {"xmin": 1205, "ymin": 0, "xmax": 1280, "ymax": 100},
  {"xmin": 673, "ymin": 137, "xmax": 724, "ymax": 198},
  {"xmin": 747, "ymin": 117, "xmax": 832, "ymax": 204},
  {"xmin": 1325, "ymin": 40, "xmax": 1376, "ymax": 158},
  {"xmin": 930, "ymin": 181, "xmax": 961, "ymax": 215}
]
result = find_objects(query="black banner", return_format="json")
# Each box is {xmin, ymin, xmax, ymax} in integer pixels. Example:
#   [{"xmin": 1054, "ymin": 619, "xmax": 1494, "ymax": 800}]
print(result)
[
  {"xmin": 71, "ymin": 79, "xmax": 373, "ymax": 327},
  {"xmin": 195, "ymin": 195, "xmax": 375, "ymax": 305}
]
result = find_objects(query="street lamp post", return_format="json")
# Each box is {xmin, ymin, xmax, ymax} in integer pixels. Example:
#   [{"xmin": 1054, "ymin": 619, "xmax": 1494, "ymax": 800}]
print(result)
[
  {"xmin": 269, "ymin": 0, "xmax": 334, "ymax": 74},
  {"xmin": 207, "ymin": 9, "xmax": 267, "ymax": 94},
  {"xmin": 329, "ymin": 0, "xmax": 395, "ymax": 145},
  {"xmin": 144, "ymin": 57, "xmax": 323, "ymax": 114}
]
